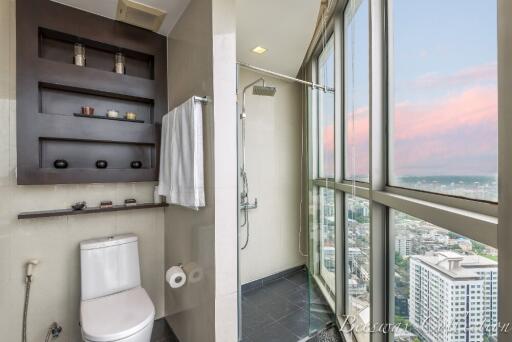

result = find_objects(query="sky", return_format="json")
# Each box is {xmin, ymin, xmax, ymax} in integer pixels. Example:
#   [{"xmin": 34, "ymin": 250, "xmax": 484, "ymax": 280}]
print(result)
[{"xmin": 321, "ymin": 0, "xmax": 498, "ymax": 179}]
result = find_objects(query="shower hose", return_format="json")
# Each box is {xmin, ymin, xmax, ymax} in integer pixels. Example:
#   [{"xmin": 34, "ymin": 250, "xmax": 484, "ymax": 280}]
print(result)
[
  {"xmin": 23, "ymin": 274, "xmax": 58, "ymax": 342},
  {"xmin": 22, "ymin": 274, "xmax": 32, "ymax": 342}
]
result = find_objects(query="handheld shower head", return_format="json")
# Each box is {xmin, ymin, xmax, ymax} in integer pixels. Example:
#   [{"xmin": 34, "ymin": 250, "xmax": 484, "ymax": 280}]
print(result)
[{"xmin": 252, "ymin": 85, "xmax": 277, "ymax": 97}]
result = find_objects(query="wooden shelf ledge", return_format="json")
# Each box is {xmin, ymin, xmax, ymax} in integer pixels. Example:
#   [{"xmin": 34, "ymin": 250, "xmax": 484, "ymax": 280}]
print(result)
[{"xmin": 18, "ymin": 202, "xmax": 168, "ymax": 220}]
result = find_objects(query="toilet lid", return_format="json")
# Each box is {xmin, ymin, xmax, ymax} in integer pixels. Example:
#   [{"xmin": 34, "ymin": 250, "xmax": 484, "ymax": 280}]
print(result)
[{"xmin": 81, "ymin": 287, "xmax": 155, "ymax": 342}]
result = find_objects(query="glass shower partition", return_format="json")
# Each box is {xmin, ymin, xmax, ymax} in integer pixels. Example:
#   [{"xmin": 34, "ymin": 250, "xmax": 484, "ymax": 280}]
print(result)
[{"xmin": 306, "ymin": 39, "xmax": 338, "ymax": 337}]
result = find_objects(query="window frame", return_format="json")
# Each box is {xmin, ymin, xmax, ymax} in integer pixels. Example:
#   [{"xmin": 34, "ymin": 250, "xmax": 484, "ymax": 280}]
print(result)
[
  {"xmin": 317, "ymin": 35, "xmax": 336, "ymax": 180},
  {"xmin": 306, "ymin": 0, "xmax": 502, "ymax": 341},
  {"xmin": 311, "ymin": 32, "xmax": 339, "ymax": 310},
  {"xmin": 343, "ymin": 0, "xmax": 371, "ymax": 184}
]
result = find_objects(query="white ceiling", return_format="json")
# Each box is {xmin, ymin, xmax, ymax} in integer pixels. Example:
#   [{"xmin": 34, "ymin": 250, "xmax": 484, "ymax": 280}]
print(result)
[
  {"xmin": 51, "ymin": 0, "xmax": 320, "ymax": 75},
  {"xmin": 236, "ymin": 0, "xmax": 320, "ymax": 77},
  {"xmin": 51, "ymin": 0, "xmax": 190, "ymax": 36}
]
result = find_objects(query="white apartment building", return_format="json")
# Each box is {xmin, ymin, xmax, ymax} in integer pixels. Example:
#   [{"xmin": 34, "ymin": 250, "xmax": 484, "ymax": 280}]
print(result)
[{"xmin": 409, "ymin": 251, "xmax": 497, "ymax": 342}]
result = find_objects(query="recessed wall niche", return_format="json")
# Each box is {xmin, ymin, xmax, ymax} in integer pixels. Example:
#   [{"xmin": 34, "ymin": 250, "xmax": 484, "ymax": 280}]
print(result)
[{"xmin": 17, "ymin": 0, "xmax": 167, "ymax": 185}]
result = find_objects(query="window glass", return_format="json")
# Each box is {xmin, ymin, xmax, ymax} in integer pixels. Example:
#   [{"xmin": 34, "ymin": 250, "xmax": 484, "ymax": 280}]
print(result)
[
  {"xmin": 392, "ymin": 210, "xmax": 498, "ymax": 341},
  {"xmin": 318, "ymin": 37, "xmax": 335, "ymax": 179},
  {"xmin": 345, "ymin": 0, "xmax": 370, "ymax": 182},
  {"xmin": 389, "ymin": 0, "xmax": 498, "ymax": 201},
  {"xmin": 319, "ymin": 187, "xmax": 336, "ymax": 293},
  {"xmin": 346, "ymin": 194, "xmax": 370, "ymax": 337}
]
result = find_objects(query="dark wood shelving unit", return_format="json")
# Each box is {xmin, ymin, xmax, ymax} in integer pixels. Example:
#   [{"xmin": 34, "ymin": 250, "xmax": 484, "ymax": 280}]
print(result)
[
  {"xmin": 73, "ymin": 113, "xmax": 145, "ymax": 123},
  {"xmin": 17, "ymin": 0, "xmax": 167, "ymax": 185},
  {"xmin": 18, "ymin": 203, "xmax": 169, "ymax": 220}
]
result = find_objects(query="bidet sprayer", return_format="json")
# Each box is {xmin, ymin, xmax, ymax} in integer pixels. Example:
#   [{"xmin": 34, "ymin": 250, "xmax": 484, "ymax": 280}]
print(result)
[{"xmin": 26, "ymin": 259, "xmax": 39, "ymax": 279}]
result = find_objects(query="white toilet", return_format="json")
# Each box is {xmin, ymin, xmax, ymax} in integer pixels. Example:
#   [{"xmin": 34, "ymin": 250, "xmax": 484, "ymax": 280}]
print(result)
[{"xmin": 80, "ymin": 234, "xmax": 155, "ymax": 342}]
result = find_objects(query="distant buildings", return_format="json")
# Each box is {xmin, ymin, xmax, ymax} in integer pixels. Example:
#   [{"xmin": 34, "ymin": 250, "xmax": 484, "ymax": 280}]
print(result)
[
  {"xmin": 409, "ymin": 251, "xmax": 498, "ymax": 342},
  {"xmin": 348, "ymin": 278, "xmax": 367, "ymax": 296},
  {"xmin": 395, "ymin": 235, "xmax": 413, "ymax": 257}
]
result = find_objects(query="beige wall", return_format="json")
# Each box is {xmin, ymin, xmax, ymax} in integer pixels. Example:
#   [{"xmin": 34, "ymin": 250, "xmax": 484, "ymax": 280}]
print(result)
[
  {"xmin": 0, "ymin": 1, "xmax": 165, "ymax": 341},
  {"xmin": 165, "ymin": 0, "xmax": 238, "ymax": 340},
  {"xmin": 211, "ymin": 0, "xmax": 238, "ymax": 339},
  {"xmin": 239, "ymin": 69, "xmax": 306, "ymax": 284}
]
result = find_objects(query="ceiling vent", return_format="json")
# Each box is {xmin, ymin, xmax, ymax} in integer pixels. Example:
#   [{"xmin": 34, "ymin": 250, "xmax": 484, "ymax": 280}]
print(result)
[{"xmin": 116, "ymin": 0, "xmax": 167, "ymax": 32}]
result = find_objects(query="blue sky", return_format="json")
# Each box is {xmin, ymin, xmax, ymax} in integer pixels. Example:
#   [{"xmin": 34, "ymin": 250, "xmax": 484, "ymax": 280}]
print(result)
[
  {"xmin": 393, "ymin": 0, "xmax": 497, "ymax": 102},
  {"xmin": 321, "ymin": 0, "xmax": 498, "ymax": 179}
]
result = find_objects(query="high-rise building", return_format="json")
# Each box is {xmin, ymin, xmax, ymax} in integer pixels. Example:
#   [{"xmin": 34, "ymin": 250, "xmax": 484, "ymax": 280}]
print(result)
[
  {"xmin": 395, "ymin": 235, "xmax": 413, "ymax": 257},
  {"xmin": 409, "ymin": 251, "xmax": 497, "ymax": 342}
]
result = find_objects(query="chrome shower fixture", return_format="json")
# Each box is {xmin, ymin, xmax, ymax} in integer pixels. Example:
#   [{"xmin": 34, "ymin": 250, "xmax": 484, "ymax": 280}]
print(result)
[
  {"xmin": 239, "ymin": 76, "xmax": 276, "ymax": 250},
  {"xmin": 241, "ymin": 77, "xmax": 277, "ymax": 119},
  {"xmin": 252, "ymin": 85, "xmax": 277, "ymax": 97}
]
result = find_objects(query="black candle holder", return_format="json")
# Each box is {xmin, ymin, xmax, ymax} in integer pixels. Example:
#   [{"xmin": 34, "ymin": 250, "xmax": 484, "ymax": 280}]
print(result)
[
  {"xmin": 130, "ymin": 161, "xmax": 142, "ymax": 169},
  {"xmin": 54, "ymin": 159, "xmax": 68, "ymax": 169},
  {"xmin": 95, "ymin": 160, "xmax": 108, "ymax": 169}
]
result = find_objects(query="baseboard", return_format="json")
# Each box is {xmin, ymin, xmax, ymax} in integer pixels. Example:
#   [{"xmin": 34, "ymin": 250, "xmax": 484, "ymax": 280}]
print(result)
[{"xmin": 241, "ymin": 264, "xmax": 306, "ymax": 293}]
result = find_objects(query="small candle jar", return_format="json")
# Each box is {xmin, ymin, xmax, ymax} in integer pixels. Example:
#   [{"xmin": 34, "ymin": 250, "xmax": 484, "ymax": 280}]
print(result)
[
  {"xmin": 125, "ymin": 112, "xmax": 137, "ymax": 121},
  {"xmin": 81, "ymin": 106, "xmax": 94, "ymax": 116},
  {"xmin": 74, "ymin": 43, "xmax": 85, "ymax": 67},
  {"xmin": 106, "ymin": 110, "xmax": 119, "ymax": 118},
  {"xmin": 115, "ymin": 52, "xmax": 125, "ymax": 74}
]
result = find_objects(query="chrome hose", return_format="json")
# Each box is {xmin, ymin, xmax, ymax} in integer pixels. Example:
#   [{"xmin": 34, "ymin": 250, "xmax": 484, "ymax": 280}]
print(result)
[{"xmin": 22, "ymin": 275, "xmax": 32, "ymax": 342}]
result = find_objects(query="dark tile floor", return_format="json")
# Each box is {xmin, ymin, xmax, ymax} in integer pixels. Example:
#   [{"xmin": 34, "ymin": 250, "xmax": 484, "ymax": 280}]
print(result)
[
  {"xmin": 242, "ymin": 269, "xmax": 335, "ymax": 342},
  {"xmin": 151, "ymin": 318, "xmax": 180, "ymax": 342}
]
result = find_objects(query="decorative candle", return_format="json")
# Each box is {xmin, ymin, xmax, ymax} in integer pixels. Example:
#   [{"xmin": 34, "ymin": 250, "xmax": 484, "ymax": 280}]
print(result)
[
  {"xmin": 74, "ymin": 43, "xmax": 85, "ymax": 67},
  {"xmin": 106, "ymin": 110, "xmax": 119, "ymax": 118},
  {"xmin": 125, "ymin": 112, "xmax": 137, "ymax": 121},
  {"xmin": 115, "ymin": 52, "xmax": 125, "ymax": 74}
]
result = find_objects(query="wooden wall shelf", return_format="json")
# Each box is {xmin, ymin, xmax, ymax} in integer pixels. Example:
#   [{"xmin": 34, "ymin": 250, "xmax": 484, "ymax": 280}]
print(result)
[
  {"xmin": 18, "ymin": 203, "xmax": 169, "ymax": 220},
  {"xmin": 73, "ymin": 113, "xmax": 145, "ymax": 123},
  {"xmin": 17, "ymin": 0, "xmax": 167, "ymax": 185}
]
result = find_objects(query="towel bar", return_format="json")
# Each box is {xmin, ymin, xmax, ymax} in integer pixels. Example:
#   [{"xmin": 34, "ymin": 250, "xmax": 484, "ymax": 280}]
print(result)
[{"xmin": 193, "ymin": 96, "xmax": 208, "ymax": 104}]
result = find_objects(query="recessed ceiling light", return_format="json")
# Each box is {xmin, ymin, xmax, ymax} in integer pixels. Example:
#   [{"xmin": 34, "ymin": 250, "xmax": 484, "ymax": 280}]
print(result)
[{"xmin": 252, "ymin": 46, "xmax": 267, "ymax": 54}]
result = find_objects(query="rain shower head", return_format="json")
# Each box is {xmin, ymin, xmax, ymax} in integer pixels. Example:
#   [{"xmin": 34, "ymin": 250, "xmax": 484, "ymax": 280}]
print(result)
[
  {"xmin": 241, "ymin": 78, "xmax": 276, "ymax": 118},
  {"xmin": 252, "ymin": 85, "xmax": 277, "ymax": 97}
]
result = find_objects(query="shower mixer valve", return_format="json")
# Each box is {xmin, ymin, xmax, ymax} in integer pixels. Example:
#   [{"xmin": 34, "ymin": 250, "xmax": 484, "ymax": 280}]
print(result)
[{"xmin": 241, "ymin": 197, "xmax": 258, "ymax": 210}]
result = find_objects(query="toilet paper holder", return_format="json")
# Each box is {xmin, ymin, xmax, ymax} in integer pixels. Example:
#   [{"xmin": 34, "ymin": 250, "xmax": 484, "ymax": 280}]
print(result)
[{"xmin": 166, "ymin": 264, "xmax": 187, "ymax": 289}]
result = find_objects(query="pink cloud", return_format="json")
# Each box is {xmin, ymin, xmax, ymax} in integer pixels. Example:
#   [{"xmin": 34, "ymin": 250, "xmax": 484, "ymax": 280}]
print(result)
[
  {"xmin": 320, "ymin": 63, "xmax": 498, "ymax": 178},
  {"xmin": 346, "ymin": 106, "xmax": 370, "ymax": 177},
  {"xmin": 322, "ymin": 124, "xmax": 335, "ymax": 176},
  {"xmin": 412, "ymin": 63, "xmax": 497, "ymax": 89},
  {"xmin": 393, "ymin": 85, "xmax": 497, "ymax": 176}
]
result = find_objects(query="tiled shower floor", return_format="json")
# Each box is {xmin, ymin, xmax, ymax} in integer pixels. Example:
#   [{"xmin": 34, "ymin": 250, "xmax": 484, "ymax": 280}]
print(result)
[{"xmin": 241, "ymin": 268, "xmax": 335, "ymax": 342}]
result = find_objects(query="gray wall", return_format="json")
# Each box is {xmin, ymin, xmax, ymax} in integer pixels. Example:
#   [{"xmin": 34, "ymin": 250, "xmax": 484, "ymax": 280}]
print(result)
[
  {"xmin": 164, "ymin": 0, "xmax": 215, "ymax": 339},
  {"xmin": 0, "ymin": 1, "xmax": 165, "ymax": 341},
  {"xmin": 164, "ymin": 0, "xmax": 237, "ymax": 340},
  {"xmin": 238, "ymin": 69, "xmax": 306, "ymax": 284}
]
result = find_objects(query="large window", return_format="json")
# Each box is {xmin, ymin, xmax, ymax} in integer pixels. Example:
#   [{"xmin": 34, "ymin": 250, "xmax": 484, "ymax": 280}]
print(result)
[
  {"xmin": 308, "ymin": 1, "xmax": 501, "ymax": 341},
  {"xmin": 344, "ymin": 0, "xmax": 370, "ymax": 182},
  {"xmin": 388, "ymin": 0, "xmax": 498, "ymax": 201},
  {"xmin": 392, "ymin": 210, "xmax": 498, "ymax": 341},
  {"xmin": 346, "ymin": 195, "xmax": 370, "ymax": 338},
  {"xmin": 318, "ymin": 37, "xmax": 335, "ymax": 179}
]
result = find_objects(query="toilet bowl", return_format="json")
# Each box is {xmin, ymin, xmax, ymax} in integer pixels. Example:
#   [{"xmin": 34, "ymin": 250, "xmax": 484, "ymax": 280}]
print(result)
[
  {"xmin": 81, "ymin": 287, "xmax": 155, "ymax": 342},
  {"xmin": 79, "ymin": 234, "xmax": 155, "ymax": 342}
]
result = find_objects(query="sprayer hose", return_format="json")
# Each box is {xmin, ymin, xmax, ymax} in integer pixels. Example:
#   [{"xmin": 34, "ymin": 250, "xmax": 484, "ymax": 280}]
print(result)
[
  {"xmin": 44, "ymin": 326, "xmax": 54, "ymax": 342},
  {"xmin": 22, "ymin": 276, "xmax": 31, "ymax": 342}
]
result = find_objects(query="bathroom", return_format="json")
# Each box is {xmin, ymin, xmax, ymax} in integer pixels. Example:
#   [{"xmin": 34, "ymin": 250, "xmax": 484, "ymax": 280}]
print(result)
[
  {"xmin": 0, "ymin": 0, "xmax": 335, "ymax": 341},
  {"xmin": 2, "ymin": 0, "xmax": 511, "ymax": 342}
]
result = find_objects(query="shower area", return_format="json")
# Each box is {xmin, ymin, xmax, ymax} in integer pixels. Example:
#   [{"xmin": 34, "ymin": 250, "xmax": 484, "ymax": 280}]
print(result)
[{"xmin": 237, "ymin": 64, "xmax": 337, "ymax": 342}]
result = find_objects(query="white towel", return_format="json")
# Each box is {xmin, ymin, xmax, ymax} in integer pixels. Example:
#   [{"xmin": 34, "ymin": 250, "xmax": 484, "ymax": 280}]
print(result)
[{"xmin": 158, "ymin": 97, "xmax": 205, "ymax": 209}]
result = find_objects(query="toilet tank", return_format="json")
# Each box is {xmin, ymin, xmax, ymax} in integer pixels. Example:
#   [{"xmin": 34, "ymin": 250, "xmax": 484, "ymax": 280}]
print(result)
[{"xmin": 80, "ymin": 234, "xmax": 141, "ymax": 301}]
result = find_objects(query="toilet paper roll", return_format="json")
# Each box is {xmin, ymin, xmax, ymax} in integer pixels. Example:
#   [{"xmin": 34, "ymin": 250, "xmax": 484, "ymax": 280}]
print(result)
[
  {"xmin": 183, "ymin": 262, "xmax": 203, "ymax": 284},
  {"xmin": 166, "ymin": 266, "xmax": 187, "ymax": 288}
]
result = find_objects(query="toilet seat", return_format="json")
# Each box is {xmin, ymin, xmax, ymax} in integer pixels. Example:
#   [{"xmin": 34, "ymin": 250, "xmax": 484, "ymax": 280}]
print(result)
[{"xmin": 81, "ymin": 287, "xmax": 155, "ymax": 342}]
